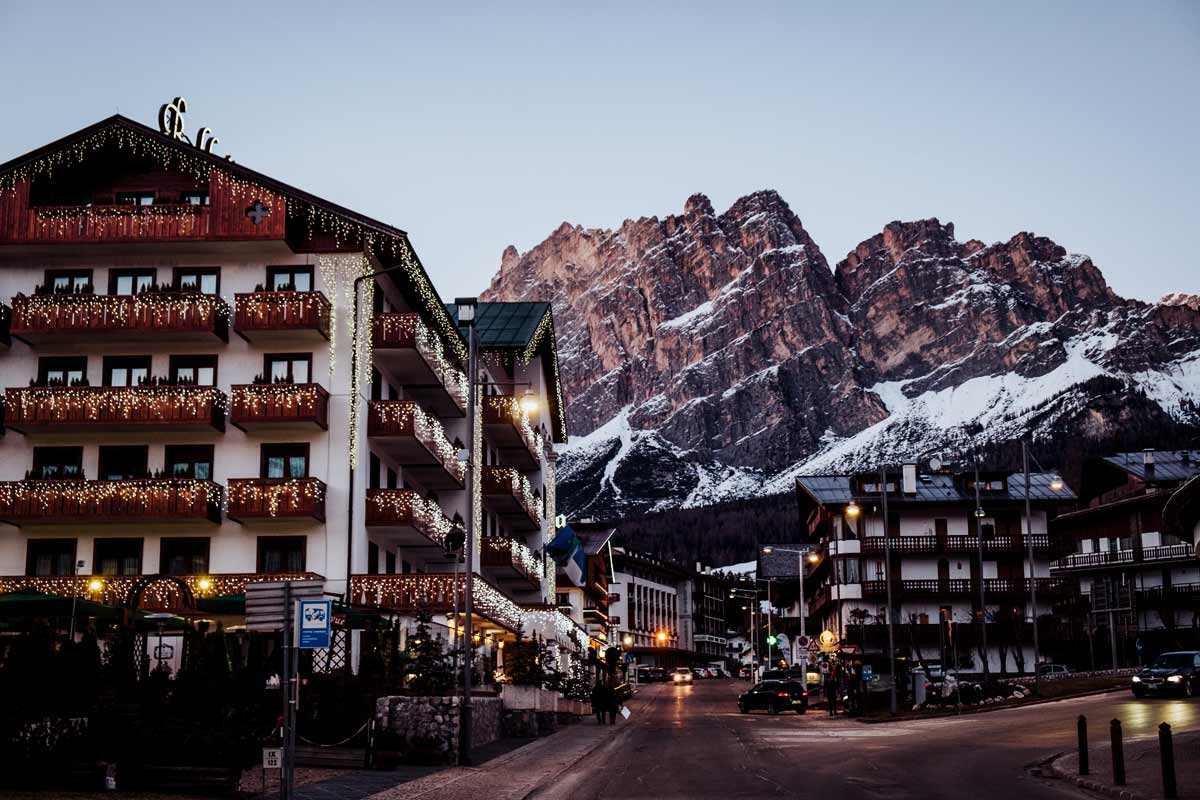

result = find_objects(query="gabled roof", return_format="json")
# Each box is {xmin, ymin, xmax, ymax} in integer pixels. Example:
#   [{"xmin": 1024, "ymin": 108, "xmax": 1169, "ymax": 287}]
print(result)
[
  {"xmin": 580, "ymin": 528, "xmax": 615, "ymax": 556},
  {"xmin": 1102, "ymin": 451, "xmax": 1200, "ymax": 483},
  {"xmin": 795, "ymin": 471, "xmax": 1076, "ymax": 505}
]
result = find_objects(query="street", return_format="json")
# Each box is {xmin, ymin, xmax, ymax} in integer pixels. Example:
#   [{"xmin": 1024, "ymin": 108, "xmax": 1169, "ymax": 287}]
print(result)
[{"xmin": 529, "ymin": 680, "xmax": 1200, "ymax": 800}]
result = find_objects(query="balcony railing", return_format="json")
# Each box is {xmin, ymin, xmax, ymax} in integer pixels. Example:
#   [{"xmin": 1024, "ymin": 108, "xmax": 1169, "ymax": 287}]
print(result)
[
  {"xmin": 367, "ymin": 400, "xmax": 465, "ymax": 488},
  {"xmin": 4, "ymin": 386, "xmax": 226, "ymax": 433},
  {"xmin": 10, "ymin": 292, "xmax": 229, "ymax": 343},
  {"xmin": 233, "ymin": 291, "xmax": 332, "ymax": 342},
  {"xmin": 482, "ymin": 395, "xmax": 543, "ymax": 470},
  {"xmin": 226, "ymin": 478, "xmax": 326, "ymax": 522},
  {"xmin": 350, "ymin": 573, "xmax": 523, "ymax": 631},
  {"xmin": 364, "ymin": 489, "xmax": 460, "ymax": 550},
  {"xmin": 0, "ymin": 572, "xmax": 321, "ymax": 611},
  {"xmin": 861, "ymin": 577, "xmax": 1068, "ymax": 597},
  {"xmin": 0, "ymin": 479, "xmax": 222, "ymax": 525},
  {"xmin": 230, "ymin": 384, "xmax": 329, "ymax": 431},
  {"xmin": 481, "ymin": 537, "xmax": 543, "ymax": 590},
  {"xmin": 371, "ymin": 313, "xmax": 467, "ymax": 417},
  {"xmin": 8, "ymin": 203, "xmax": 213, "ymax": 243},
  {"xmin": 859, "ymin": 534, "xmax": 1051, "ymax": 555},
  {"xmin": 1138, "ymin": 583, "xmax": 1200, "ymax": 603},
  {"xmin": 1050, "ymin": 543, "xmax": 1195, "ymax": 572},
  {"xmin": 481, "ymin": 466, "xmax": 541, "ymax": 531}
]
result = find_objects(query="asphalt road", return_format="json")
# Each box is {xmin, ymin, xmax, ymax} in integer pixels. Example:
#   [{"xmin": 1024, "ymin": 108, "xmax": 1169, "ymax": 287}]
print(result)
[{"xmin": 529, "ymin": 679, "xmax": 1200, "ymax": 800}]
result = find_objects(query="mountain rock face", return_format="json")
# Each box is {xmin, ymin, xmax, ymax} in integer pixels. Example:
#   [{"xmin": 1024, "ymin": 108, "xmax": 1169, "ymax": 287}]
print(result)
[{"xmin": 483, "ymin": 192, "xmax": 1200, "ymax": 519}]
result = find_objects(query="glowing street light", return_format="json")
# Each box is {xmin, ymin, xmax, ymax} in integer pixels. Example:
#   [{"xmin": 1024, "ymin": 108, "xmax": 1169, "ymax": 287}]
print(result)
[
  {"xmin": 656, "ymin": 630, "xmax": 668, "ymax": 644},
  {"xmin": 845, "ymin": 501, "xmax": 861, "ymax": 518},
  {"xmin": 87, "ymin": 578, "xmax": 104, "ymax": 592},
  {"xmin": 520, "ymin": 388, "xmax": 539, "ymax": 415}
]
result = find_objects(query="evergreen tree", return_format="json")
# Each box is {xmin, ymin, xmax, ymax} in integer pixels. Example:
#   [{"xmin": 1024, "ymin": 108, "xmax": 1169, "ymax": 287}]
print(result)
[{"xmin": 403, "ymin": 610, "xmax": 453, "ymax": 695}]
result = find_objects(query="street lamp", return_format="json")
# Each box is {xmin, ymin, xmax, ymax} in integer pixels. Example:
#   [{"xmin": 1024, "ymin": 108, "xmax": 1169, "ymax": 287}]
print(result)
[
  {"xmin": 1022, "ymin": 441, "xmax": 1066, "ymax": 697},
  {"xmin": 845, "ymin": 501, "xmax": 861, "ymax": 518},
  {"xmin": 520, "ymin": 387, "xmax": 539, "ymax": 415},
  {"xmin": 761, "ymin": 545, "xmax": 814, "ymax": 666},
  {"xmin": 656, "ymin": 630, "xmax": 668, "ymax": 644},
  {"xmin": 455, "ymin": 296, "xmax": 480, "ymax": 766},
  {"xmin": 877, "ymin": 465, "xmax": 898, "ymax": 715},
  {"xmin": 973, "ymin": 460, "xmax": 988, "ymax": 678}
]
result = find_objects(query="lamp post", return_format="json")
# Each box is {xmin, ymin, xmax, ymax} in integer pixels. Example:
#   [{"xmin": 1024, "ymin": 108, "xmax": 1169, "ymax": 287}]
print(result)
[
  {"xmin": 879, "ymin": 465, "xmax": 898, "ymax": 715},
  {"xmin": 761, "ymin": 546, "xmax": 817, "ymax": 665},
  {"xmin": 974, "ymin": 461, "xmax": 988, "ymax": 677},
  {"xmin": 730, "ymin": 587, "xmax": 758, "ymax": 675},
  {"xmin": 1019, "ymin": 441, "xmax": 1067, "ymax": 697},
  {"xmin": 455, "ymin": 296, "xmax": 480, "ymax": 766}
]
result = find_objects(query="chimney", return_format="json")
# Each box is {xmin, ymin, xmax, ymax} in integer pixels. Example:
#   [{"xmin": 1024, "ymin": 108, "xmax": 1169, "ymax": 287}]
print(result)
[
  {"xmin": 1143, "ymin": 449, "xmax": 1156, "ymax": 480},
  {"xmin": 902, "ymin": 464, "xmax": 918, "ymax": 495}
]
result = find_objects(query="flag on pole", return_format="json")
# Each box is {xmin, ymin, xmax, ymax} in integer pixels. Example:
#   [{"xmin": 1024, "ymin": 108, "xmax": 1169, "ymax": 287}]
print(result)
[{"xmin": 546, "ymin": 525, "xmax": 586, "ymax": 585}]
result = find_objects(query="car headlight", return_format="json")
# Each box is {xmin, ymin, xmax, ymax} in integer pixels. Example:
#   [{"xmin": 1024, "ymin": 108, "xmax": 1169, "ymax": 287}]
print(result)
[
  {"xmin": 1167, "ymin": 675, "xmax": 1184, "ymax": 683},
  {"xmin": 1132, "ymin": 676, "xmax": 1141, "ymax": 683}
]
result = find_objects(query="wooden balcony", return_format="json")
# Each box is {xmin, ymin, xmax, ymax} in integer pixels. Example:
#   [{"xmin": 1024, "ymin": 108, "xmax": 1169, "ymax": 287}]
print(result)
[
  {"xmin": 481, "ymin": 466, "xmax": 541, "ymax": 532},
  {"xmin": 10, "ymin": 292, "xmax": 229, "ymax": 344},
  {"xmin": 233, "ymin": 291, "xmax": 332, "ymax": 343},
  {"xmin": 367, "ymin": 401, "xmax": 465, "ymax": 490},
  {"xmin": 350, "ymin": 572, "xmax": 523, "ymax": 632},
  {"xmin": 481, "ymin": 537, "xmax": 543, "ymax": 592},
  {"xmin": 4, "ymin": 386, "xmax": 226, "ymax": 433},
  {"xmin": 0, "ymin": 572, "xmax": 322, "ymax": 612},
  {"xmin": 364, "ymin": 489, "xmax": 459, "ymax": 558},
  {"xmin": 859, "ymin": 534, "xmax": 1051, "ymax": 555},
  {"xmin": 0, "ymin": 479, "xmax": 222, "ymax": 526},
  {"xmin": 1050, "ymin": 543, "xmax": 1195, "ymax": 573},
  {"xmin": 226, "ymin": 478, "xmax": 326, "ymax": 523},
  {"xmin": 371, "ymin": 313, "xmax": 466, "ymax": 417},
  {"xmin": 861, "ymin": 577, "xmax": 1068, "ymax": 598},
  {"xmin": 482, "ymin": 396, "xmax": 543, "ymax": 471},
  {"xmin": 230, "ymin": 384, "xmax": 329, "ymax": 431}
]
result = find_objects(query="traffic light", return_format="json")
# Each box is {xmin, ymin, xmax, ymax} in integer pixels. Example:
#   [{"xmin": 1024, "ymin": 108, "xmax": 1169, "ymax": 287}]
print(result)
[{"xmin": 766, "ymin": 634, "xmax": 778, "ymax": 646}]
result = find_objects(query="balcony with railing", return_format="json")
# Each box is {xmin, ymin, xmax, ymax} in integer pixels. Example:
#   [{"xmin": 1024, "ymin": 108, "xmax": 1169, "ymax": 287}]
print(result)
[
  {"xmin": 230, "ymin": 383, "xmax": 329, "ymax": 431},
  {"xmin": 0, "ymin": 479, "xmax": 222, "ymax": 526},
  {"xmin": 481, "ymin": 537, "xmax": 543, "ymax": 591},
  {"xmin": 1050, "ymin": 543, "xmax": 1195, "ymax": 573},
  {"xmin": 10, "ymin": 292, "xmax": 229, "ymax": 344},
  {"xmin": 233, "ymin": 291, "xmax": 332, "ymax": 342},
  {"xmin": 1138, "ymin": 583, "xmax": 1200, "ymax": 604},
  {"xmin": 364, "ymin": 489, "xmax": 460, "ymax": 555},
  {"xmin": 226, "ymin": 478, "xmax": 326, "ymax": 523},
  {"xmin": 481, "ymin": 466, "xmax": 541, "ymax": 531},
  {"xmin": 861, "ymin": 577, "xmax": 1068, "ymax": 598},
  {"xmin": 0, "ymin": 572, "xmax": 321, "ymax": 611},
  {"xmin": 4, "ymin": 385, "xmax": 226, "ymax": 433},
  {"xmin": 371, "ymin": 313, "xmax": 467, "ymax": 417},
  {"xmin": 859, "ymin": 534, "xmax": 1051, "ymax": 555},
  {"xmin": 482, "ymin": 395, "xmax": 543, "ymax": 470},
  {"xmin": 367, "ymin": 401, "xmax": 465, "ymax": 489},
  {"xmin": 349, "ymin": 572, "xmax": 523, "ymax": 632}
]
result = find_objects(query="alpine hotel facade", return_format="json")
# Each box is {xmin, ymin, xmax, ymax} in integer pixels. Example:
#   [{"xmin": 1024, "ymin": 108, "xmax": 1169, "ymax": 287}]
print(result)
[{"xmin": 0, "ymin": 111, "xmax": 592, "ymax": 673}]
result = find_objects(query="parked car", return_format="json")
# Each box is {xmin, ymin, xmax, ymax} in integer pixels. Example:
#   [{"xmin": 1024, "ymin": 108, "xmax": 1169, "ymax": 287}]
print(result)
[
  {"xmin": 738, "ymin": 665, "xmax": 753, "ymax": 680},
  {"xmin": 1132, "ymin": 651, "xmax": 1200, "ymax": 698},
  {"xmin": 1037, "ymin": 663, "xmax": 1071, "ymax": 677},
  {"xmin": 738, "ymin": 680, "xmax": 808, "ymax": 714},
  {"xmin": 672, "ymin": 667, "xmax": 695, "ymax": 684}
]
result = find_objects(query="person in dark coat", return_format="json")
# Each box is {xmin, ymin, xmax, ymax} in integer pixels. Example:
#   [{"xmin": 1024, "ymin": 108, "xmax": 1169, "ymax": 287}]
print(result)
[
  {"xmin": 591, "ymin": 680, "xmax": 607, "ymax": 724},
  {"xmin": 606, "ymin": 682, "xmax": 621, "ymax": 724},
  {"xmin": 824, "ymin": 673, "xmax": 838, "ymax": 716}
]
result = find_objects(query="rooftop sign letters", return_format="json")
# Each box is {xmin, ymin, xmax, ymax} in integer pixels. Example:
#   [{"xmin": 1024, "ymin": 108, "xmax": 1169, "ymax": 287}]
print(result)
[{"xmin": 158, "ymin": 97, "xmax": 232, "ymax": 160}]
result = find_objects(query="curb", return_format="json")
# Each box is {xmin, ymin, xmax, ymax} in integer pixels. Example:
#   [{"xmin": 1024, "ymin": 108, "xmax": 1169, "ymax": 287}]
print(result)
[
  {"xmin": 1041, "ymin": 751, "xmax": 1152, "ymax": 800},
  {"xmin": 856, "ymin": 686, "xmax": 1128, "ymax": 724}
]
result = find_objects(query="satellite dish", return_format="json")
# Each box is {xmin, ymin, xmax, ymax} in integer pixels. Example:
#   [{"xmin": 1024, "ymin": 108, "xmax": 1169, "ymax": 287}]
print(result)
[{"xmin": 929, "ymin": 457, "xmax": 944, "ymax": 472}]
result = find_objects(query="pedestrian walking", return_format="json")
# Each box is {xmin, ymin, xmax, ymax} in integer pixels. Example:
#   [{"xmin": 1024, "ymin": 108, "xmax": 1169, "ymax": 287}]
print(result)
[
  {"xmin": 591, "ymin": 680, "xmax": 607, "ymax": 724},
  {"xmin": 824, "ymin": 673, "xmax": 838, "ymax": 717},
  {"xmin": 606, "ymin": 683, "xmax": 621, "ymax": 725}
]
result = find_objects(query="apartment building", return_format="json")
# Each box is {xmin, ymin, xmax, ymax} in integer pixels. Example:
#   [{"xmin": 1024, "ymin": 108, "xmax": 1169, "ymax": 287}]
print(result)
[
  {"xmin": 0, "ymin": 112, "xmax": 570, "ymax": 668},
  {"xmin": 797, "ymin": 466, "xmax": 1075, "ymax": 673}
]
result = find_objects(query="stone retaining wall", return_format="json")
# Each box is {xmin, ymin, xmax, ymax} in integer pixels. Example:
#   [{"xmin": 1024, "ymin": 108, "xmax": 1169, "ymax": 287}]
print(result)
[{"xmin": 375, "ymin": 695, "xmax": 503, "ymax": 762}]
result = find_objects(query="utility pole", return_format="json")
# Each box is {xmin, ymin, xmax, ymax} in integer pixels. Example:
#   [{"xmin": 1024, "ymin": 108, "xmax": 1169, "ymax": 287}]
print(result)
[
  {"xmin": 1023, "ymin": 441, "xmax": 1042, "ymax": 696},
  {"xmin": 974, "ymin": 461, "xmax": 988, "ymax": 676},
  {"xmin": 456, "ymin": 298, "xmax": 480, "ymax": 765},
  {"xmin": 880, "ymin": 464, "xmax": 898, "ymax": 715}
]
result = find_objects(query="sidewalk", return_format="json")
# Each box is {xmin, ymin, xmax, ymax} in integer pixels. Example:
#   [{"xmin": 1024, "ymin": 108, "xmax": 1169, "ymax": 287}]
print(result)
[{"xmin": 1047, "ymin": 729, "xmax": 1200, "ymax": 800}]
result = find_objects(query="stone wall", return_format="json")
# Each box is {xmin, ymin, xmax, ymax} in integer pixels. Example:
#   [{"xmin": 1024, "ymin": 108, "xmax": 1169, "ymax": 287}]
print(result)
[{"xmin": 375, "ymin": 695, "xmax": 503, "ymax": 763}]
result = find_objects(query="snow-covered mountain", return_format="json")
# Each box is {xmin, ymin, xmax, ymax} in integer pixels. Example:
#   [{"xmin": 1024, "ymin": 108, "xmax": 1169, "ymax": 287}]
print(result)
[{"xmin": 483, "ymin": 192, "xmax": 1200, "ymax": 518}]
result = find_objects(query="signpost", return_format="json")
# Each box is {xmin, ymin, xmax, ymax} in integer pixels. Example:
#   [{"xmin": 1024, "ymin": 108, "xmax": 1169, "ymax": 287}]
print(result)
[{"xmin": 298, "ymin": 600, "xmax": 332, "ymax": 649}]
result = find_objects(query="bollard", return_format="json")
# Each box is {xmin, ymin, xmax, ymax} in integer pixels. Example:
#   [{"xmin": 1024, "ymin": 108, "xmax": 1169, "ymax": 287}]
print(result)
[
  {"xmin": 1077, "ymin": 715, "xmax": 1089, "ymax": 775},
  {"xmin": 1159, "ymin": 722, "xmax": 1177, "ymax": 799},
  {"xmin": 1110, "ymin": 718, "xmax": 1126, "ymax": 786}
]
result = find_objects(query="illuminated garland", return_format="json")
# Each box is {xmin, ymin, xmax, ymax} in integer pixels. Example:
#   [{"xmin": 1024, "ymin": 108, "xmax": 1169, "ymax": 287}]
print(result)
[
  {"xmin": 0, "ymin": 572, "xmax": 319, "ymax": 608},
  {"xmin": 484, "ymin": 466, "xmax": 541, "ymax": 525},
  {"xmin": 373, "ymin": 313, "xmax": 468, "ymax": 412},
  {"xmin": 484, "ymin": 537, "xmax": 543, "ymax": 583},
  {"xmin": 543, "ymin": 458, "xmax": 556, "ymax": 600},
  {"xmin": 369, "ymin": 401, "xmax": 465, "ymax": 483},
  {"xmin": 31, "ymin": 204, "xmax": 207, "ymax": 239},
  {"xmin": 389, "ymin": 235, "xmax": 468, "ymax": 364},
  {"xmin": 230, "ymin": 383, "xmax": 325, "ymax": 419},
  {"xmin": 367, "ymin": 490, "xmax": 457, "ymax": 547},
  {"xmin": 7, "ymin": 385, "xmax": 228, "ymax": 423},
  {"xmin": 227, "ymin": 478, "xmax": 325, "ymax": 517},
  {"xmin": 472, "ymin": 386, "xmax": 483, "ymax": 561},
  {"xmin": 0, "ymin": 478, "xmax": 221, "ymax": 516},
  {"xmin": 11, "ymin": 291, "xmax": 229, "ymax": 334},
  {"xmin": 233, "ymin": 291, "xmax": 331, "ymax": 336},
  {"xmin": 485, "ymin": 395, "xmax": 544, "ymax": 461},
  {"xmin": 518, "ymin": 307, "xmax": 568, "ymax": 443},
  {"xmin": 350, "ymin": 573, "xmax": 522, "ymax": 631},
  {"xmin": 315, "ymin": 254, "xmax": 372, "ymax": 468},
  {"xmin": 522, "ymin": 606, "xmax": 587, "ymax": 652}
]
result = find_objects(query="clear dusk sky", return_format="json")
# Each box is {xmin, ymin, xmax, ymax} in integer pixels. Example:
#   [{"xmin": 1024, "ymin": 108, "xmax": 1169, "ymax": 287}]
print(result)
[{"xmin": 1, "ymin": 2, "xmax": 1197, "ymax": 302}]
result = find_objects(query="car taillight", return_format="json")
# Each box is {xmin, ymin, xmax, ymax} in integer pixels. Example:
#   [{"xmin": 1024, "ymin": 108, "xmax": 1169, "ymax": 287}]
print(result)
[
  {"xmin": 778, "ymin": 692, "xmax": 789, "ymax": 697},
  {"xmin": 802, "ymin": 691, "xmax": 808, "ymax": 696}
]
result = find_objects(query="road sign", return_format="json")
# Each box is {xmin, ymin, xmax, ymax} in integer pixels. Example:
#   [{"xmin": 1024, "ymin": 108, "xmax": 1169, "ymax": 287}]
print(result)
[
  {"xmin": 862, "ymin": 664, "xmax": 874, "ymax": 680},
  {"xmin": 796, "ymin": 635, "xmax": 809, "ymax": 648},
  {"xmin": 806, "ymin": 639, "xmax": 821, "ymax": 653},
  {"xmin": 262, "ymin": 748, "xmax": 282, "ymax": 769},
  {"xmin": 298, "ymin": 599, "xmax": 332, "ymax": 649},
  {"xmin": 819, "ymin": 661, "xmax": 830, "ymax": 674},
  {"xmin": 245, "ymin": 579, "xmax": 324, "ymax": 632},
  {"xmin": 1136, "ymin": 638, "xmax": 1144, "ymax": 654}
]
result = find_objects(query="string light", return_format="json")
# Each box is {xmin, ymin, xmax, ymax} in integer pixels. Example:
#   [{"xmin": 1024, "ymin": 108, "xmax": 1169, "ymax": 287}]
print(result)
[
  {"xmin": 483, "ymin": 395, "xmax": 544, "ymax": 463},
  {"xmin": 518, "ymin": 307, "xmax": 567, "ymax": 443},
  {"xmin": 372, "ymin": 313, "xmax": 468, "ymax": 412},
  {"xmin": 350, "ymin": 573, "xmax": 522, "ymax": 631},
  {"xmin": 543, "ymin": 458, "xmax": 556, "ymax": 600},
  {"xmin": 367, "ymin": 401, "xmax": 465, "ymax": 483},
  {"xmin": 230, "ymin": 383, "xmax": 328, "ymax": 427},
  {"xmin": 481, "ymin": 537, "xmax": 543, "ymax": 585},
  {"xmin": 0, "ymin": 571, "xmax": 318, "ymax": 610},
  {"xmin": 11, "ymin": 291, "xmax": 229, "ymax": 338},
  {"xmin": 227, "ymin": 477, "xmax": 325, "ymax": 517},
  {"xmin": 6, "ymin": 385, "xmax": 226, "ymax": 428},
  {"xmin": 0, "ymin": 478, "xmax": 222, "ymax": 521},
  {"xmin": 233, "ymin": 291, "xmax": 331, "ymax": 339},
  {"xmin": 365, "ymin": 489, "xmax": 459, "ymax": 548},
  {"xmin": 482, "ymin": 466, "xmax": 541, "ymax": 527}
]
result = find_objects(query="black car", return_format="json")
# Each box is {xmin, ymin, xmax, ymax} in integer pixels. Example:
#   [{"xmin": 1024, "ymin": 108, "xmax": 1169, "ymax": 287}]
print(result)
[
  {"xmin": 1132, "ymin": 651, "xmax": 1200, "ymax": 698},
  {"xmin": 738, "ymin": 680, "xmax": 808, "ymax": 715}
]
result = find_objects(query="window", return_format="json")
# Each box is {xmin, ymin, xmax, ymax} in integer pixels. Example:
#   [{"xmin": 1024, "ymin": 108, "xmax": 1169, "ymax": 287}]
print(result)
[
  {"xmin": 368, "ymin": 542, "xmax": 380, "ymax": 575},
  {"xmin": 98, "ymin": 446, "xmax": 148, "ymax": 480},
  {"xmin": 257, "ymin": 536, "xmax": 306, "ymax": 573},
  {"xmin": 32, "ymin": 447, "xmax": 83, "ymax": 479},
  {"xmin": 385, "ymin": 550, "xmax": 396, "ymax": 574},
  {"xmin": 165, "ymin": 445, "xmax": 214, "ymax": 480},
  {"xmin": 180, "ymin": 191, "xmax": 209, "ymax": 206},
  {"xmin": 114, "ymin": 191, "xmax": 155, "ymax": 206},
  {"xmin": 267, "ymin": 266, "xmax": 313, "ymax": 293},
  {"xmin": 38, "ymin": 356, "xmax": 87, "ymax": 386},
  {"xmin": 265, "ymin": 353, "xmax": 311, "ymax": 384},
  {"xmin": 369, "ymin": 453, "xmax": 380, "ymax": 490},
  {"xmin": 261, "ymin": 444, "xmax": 308, "ymax": 479},
  {"xmin": 160, "ymin": 538, "xmax": 210, "ymax": 575},
  {"xmin": 169, "ymin": 355, "xmax": 217, "ymax": 386},
  {"xmin": 172, "ymin": 267, "xmax": 219, "ymax": 294},
  {"xmin": 108, "ymin": 269, "xmax": 156, "ymax": 295},
  {"xmin": 94, "ymin": 538, "xmax": 142, "ymax": 576},
  {"xmin": 103, "ymin": 355, "xmax": 151, "ymax": 387},
  {"xmin": 43, "ymin": 269, "xmax": 93, "ymax": 294},
  {"xmin": 26, "ymin": 539, "xmax": 76, "ymax": 576}
]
